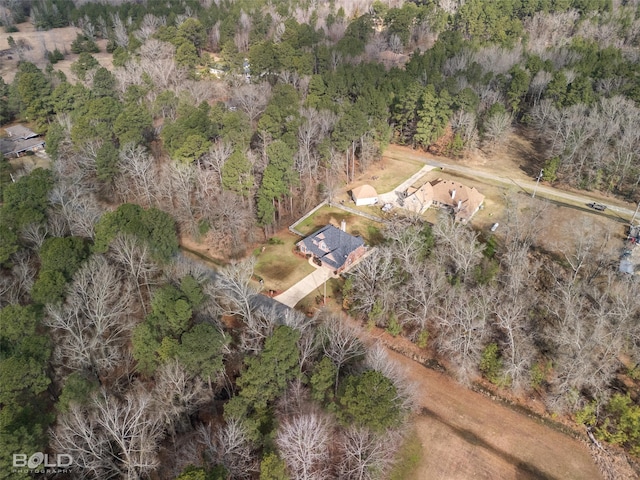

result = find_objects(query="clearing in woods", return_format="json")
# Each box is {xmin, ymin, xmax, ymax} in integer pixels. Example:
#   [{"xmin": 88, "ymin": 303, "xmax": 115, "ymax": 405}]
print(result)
[{"xmin": 0, "ymin": 22, "xmax": 113, "ymax": 83}]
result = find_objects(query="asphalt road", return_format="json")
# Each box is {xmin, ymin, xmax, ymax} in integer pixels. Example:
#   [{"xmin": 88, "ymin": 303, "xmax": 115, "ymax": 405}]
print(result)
[{"xmin": 384, "ymin": 149, "xmax": 640, "ymax": 222}]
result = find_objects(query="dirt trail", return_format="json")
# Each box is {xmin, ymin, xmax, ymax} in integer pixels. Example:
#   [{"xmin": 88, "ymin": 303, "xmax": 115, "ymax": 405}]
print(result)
[
  {"xmin": 391, "ymin": 349, "xmax": 600, "ymax": 480},
  {"xmin": 346, "ymin": 319, "xmax": 602, "ymax": 480}
]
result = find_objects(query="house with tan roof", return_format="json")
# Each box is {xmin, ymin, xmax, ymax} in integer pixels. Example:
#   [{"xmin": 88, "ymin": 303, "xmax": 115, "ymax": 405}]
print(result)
[
  {"xmin": 350, "ymin": 184, "xmax": 379, "ymax": 206},
  {"xmin": 403, "ymin": 178, "xmax": 484, "ymax": 222},
  {"xmin": 404, "ymin": 182, "xmax": 434, "ymax": 214}
]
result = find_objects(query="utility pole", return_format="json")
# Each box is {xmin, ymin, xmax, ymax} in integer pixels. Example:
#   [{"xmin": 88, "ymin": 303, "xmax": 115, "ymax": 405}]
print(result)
[
  {"xmin": 323, "ymin": 279, "xmax": 327, "ymax": 305},
  {"xmin": 631, "ymin": 201, "xmax": 640, "ymax": 226},
  {"xmin": 532, "ymin": 169, "xmax": 544, "ymax": 199}
]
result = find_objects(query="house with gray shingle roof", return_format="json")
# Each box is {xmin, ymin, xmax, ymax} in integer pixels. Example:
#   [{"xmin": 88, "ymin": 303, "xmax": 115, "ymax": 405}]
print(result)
[
  {"xmin": 5, "ymin": 125, "xmax": 38, "ymax": 140},
  {"xmin": 297, "ymin": 224, "xmax": 366, "ymax": 273},
  {"xmin": 1, "ymin": 125, "xmax": 45, "ymax": 157}
]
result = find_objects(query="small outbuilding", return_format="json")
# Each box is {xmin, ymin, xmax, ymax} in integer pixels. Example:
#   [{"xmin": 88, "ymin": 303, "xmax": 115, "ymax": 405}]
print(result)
[{"xmin": 350, "ymin": 184, "xmax": 379, "ymax": 206}]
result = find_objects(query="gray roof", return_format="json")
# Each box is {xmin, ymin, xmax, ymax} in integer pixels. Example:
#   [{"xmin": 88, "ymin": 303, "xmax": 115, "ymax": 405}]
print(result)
[
  {"xmin": 0, "ymin": 136, "xmax": 45, "ymax": 155},
  {"xmin": 298, "ymin": 225, "xmax": 364, "ymax": 270},
  {"xmin": 5, "ymin": 125, "xmax": 37, "ymax": 140}
]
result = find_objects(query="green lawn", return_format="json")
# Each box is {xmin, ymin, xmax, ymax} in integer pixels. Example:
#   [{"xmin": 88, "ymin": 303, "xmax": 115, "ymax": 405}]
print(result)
[
  {"xmin": 295, "ymin": 205, "xmax": 384, "ymax": 245},
  {"xmin": 253, "ymin": 231, "xmax": 315, "ymax": 293},
  {"xmin": 389, "ymin": 429, "xmax": 423, "ymax": 480}
]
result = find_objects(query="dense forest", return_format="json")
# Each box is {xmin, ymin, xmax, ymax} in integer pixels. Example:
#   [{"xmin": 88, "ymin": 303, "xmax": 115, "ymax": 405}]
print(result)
[{"xmin": 1, "ymin": 0, "xmax": 640, "ymax": 478}]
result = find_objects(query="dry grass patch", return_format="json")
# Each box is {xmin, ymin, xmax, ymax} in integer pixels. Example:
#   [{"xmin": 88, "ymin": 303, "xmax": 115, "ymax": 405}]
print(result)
[
  {"xmin": 295, "ymin": 205, "xmax": 384, "ymax": 245},
  {"xmin": 349, "ymin": 155, "xmax": 424, "ymax": 195},
  {"xmin": 253, "ymin": 230, "xmax": 315, "ymax": 293},
  {"xmin": 294, "ymin": 277, "xmax": 343, "ymax": 313},
  {"xmin": 0, "ymin": 23, "xmax": 113, "ymax": 83}
]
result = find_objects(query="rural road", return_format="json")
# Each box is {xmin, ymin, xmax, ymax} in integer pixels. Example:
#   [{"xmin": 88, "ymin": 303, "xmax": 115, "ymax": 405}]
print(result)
[{"xmin": 384, "ymin": 148, "xmax": 640, "ymax": 222}]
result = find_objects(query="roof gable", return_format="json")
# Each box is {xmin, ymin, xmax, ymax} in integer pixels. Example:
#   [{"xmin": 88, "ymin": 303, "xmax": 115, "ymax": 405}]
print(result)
[
  {"xmin": 351, "ymin": 184, "xmax": 378, "ymax": 200},
  {"xmin": 5, "ymin": 125, "xmax": 37, "ymax": 140},
  {"xmin": 430, "ymin": 178, "xmax": 484, "ymax": 220},
  {"xmin": 298, "ymin": 225, "xmax": 364, "ymax": 270}
]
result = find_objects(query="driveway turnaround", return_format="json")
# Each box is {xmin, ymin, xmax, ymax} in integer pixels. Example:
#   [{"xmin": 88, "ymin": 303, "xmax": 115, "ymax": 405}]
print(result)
[
  {"xmin": 274, "ymin": 267, "xmax": 334, "ymax": 308},
  {"xmin": 378, "ymin": 164, "xmax": 434, "ymax": 206}
]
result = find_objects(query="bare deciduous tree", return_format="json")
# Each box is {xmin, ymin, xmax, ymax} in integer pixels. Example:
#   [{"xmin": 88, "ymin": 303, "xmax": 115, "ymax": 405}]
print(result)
[
  {"xmin": 117, "ymin": 143, "xmax": 157, "ymax": 207},
  {"xmin": 348, "ymin": 248, "xmax": 401, "ymax": 321},
  {"xmin": 338, "ymin": 426, "xmax": 402, "ymax": 480},
  {"xmin": 276, "ymin": 411, "xmax": 333, "ymax": 480},
  {"xmin": 296, "ymin": 108, "xmax": 337, "ymax": 181},
  {"xmin": 483, "ymin": 111, "xmax": 513, "ymax": 149},
  {"xmin": 199, "ymin": 418, "xmax": 257, "ymax": 479},
  {"xmin": 45, "ymin": 256, "xmax": 134, "ymax": 377},
  {"xmin": 494, "ymin": 295, "xmax": 536, "ymax": 392},
  {"xmin": 436, "ymin": 289, "xmax": 492, "ymax": 384},
  {"xmin": 234, "ymin": 10, "xmax": 252, "ymax": 53},
  {"xmin": 111, "ymin": 14, "xmax": 130, "ymax": 48},
  {"xmin": 433, "ymin": 214, "xmax": 484, "ymax": 284},
  {"xmin": 365, "ymin": 343, "xmax": 417, "ymax": 414},
  {"xmin": 202, "ymin": 140, "xmax": 233, "ymax": 185},
  {"xmin": 153, "ymin": 361, "xmax": 212, "ymax": 436},
  {"xmin": 49, "ymin": 182, "xmax": 101, "ymax": 238},
  {"xmin": 216, "ymin": 258, "xmax": 264, "ymax": 351},
  {"xmin": 317, "ymin": 311, "xmax": 365, "ymax": 392},
  {"xmin": 53, "ymin": 386, "xmax": 165, "ymax": 479},
  {"xmin": 232, "ymin": 82, "xmax": 272, "ymax": 126}
]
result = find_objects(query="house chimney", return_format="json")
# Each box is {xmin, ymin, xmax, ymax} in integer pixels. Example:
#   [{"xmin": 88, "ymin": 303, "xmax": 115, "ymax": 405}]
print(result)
[
  {"xmin": 451, "ymin": 189, "xmax": 456, "ymax": 200},
  {"xmin": 340, "ymin": 220, "xmax": 347, "ymax": 232},
  {"xmin": 457, "ymin": 200, "xmax": 462, "ymax": 210}
]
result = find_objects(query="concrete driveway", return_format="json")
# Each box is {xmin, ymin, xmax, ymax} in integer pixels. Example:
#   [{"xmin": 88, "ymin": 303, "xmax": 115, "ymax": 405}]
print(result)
[
  {"xmin": 274, "ymin": 267, "xmax": 334, "ymax": 308},
  {"xmin": 378, "ymin": 164, "xmax": 434, "ymax": 205}
]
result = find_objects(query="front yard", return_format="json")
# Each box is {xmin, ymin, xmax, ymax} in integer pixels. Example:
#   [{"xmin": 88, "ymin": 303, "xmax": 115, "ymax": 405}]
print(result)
[{"xmin": 253, "ymin": 230, "xmax": 315, "ymax": 294}]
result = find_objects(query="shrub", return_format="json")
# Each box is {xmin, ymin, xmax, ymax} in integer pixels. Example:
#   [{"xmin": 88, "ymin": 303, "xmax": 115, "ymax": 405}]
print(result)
[
  {"xmin": 480, "ymin": 343, "xmax": 503, "ymax": 385},
  {"xmin": 47, "ymin": 48, "xmax": 64, "ymax": 63}
]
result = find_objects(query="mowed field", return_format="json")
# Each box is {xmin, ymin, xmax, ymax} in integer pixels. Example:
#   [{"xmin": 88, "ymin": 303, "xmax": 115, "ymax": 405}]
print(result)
[{"xmin": 0, "ymin": 21, "xmax": 113, "ymax": 83}]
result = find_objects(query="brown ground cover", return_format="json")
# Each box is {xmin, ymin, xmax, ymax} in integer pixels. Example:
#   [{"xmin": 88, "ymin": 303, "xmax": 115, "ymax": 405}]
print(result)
[
  {"xmin": 338, "ymin": 314, "xmax": 604, "ymax": 480},
  {"xmin": 0, "ymin": 22, "xmax": 113, "ymax": 83}
]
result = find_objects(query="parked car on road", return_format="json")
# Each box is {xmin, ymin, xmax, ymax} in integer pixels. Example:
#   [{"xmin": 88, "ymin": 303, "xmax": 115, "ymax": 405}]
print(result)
[
  {"xmin": 490, "ymin": 223, "xmax": 499, "ymax": 232},
  {"xmin": 587, "ymin": 202, "xmax": 607, "ymax": 211}
]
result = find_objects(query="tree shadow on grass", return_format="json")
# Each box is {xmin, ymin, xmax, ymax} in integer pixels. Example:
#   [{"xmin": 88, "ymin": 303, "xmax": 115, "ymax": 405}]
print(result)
[{"xmin": 420, "ymin": 406, "xmax": 557, "ymax": 480}]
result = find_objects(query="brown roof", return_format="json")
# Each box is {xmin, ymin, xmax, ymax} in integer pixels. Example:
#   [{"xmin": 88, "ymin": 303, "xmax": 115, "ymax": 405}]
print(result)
[
  {"xmin": 430, "ymin": 179, "xmax": 484, "ymax": 221},
  {"xmin": 351, "ymin": 184, "xmax": 378, "ymax": 200},
  {"xmin": 405, "ymin": 182, "xmax": 434, "ymax": 213}
]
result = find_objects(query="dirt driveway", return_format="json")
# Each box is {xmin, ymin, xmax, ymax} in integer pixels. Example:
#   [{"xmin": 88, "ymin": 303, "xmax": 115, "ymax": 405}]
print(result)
[
  {"xmin": 397, "ymin": 353, "xmax": 601, "ymax": 480},
  {"xmin": 346, "ymin": 318, "xmax": 603, "ymax": 480}
]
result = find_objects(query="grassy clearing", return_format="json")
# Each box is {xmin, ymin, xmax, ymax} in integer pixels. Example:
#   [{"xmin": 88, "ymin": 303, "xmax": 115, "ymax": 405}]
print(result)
[
  {"xmin": 253, "ymin": 231, "xmax": 315, "ymax": 293},
  {"xmin": 339, "ymin": 155, "xmax": 423, "ymax": 197},
  {"xmin": 388, "ymin": 428, "xmax": 422, "ymax": 480},
  {"xmin": 295, "ymin": 205, "xmax": 384, "ymax": 245},
  {"xmin": 366, "ymin": 155, "xmax": 424, "ymax": 194}
]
